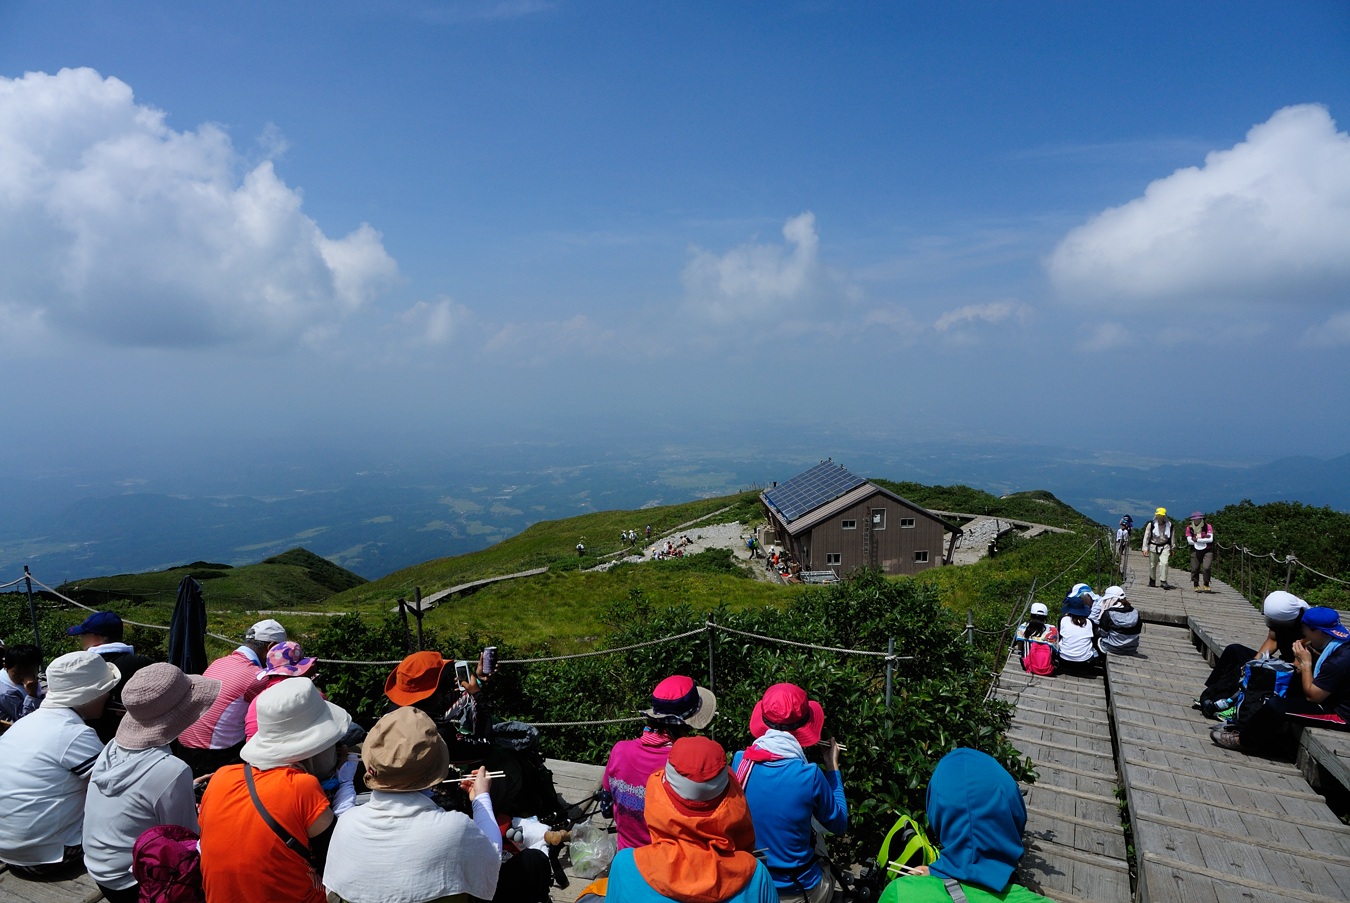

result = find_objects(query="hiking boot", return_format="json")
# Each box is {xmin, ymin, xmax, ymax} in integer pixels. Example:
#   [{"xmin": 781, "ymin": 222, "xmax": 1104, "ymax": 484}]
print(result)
[
  {"xmin": 1202, "ymin": 584, "xmax": 1212, "ymax": 593},
  {"xmin": 1148, "ymin": 579, "xmax": 1157, "ymax": 588},
  {"xmin": 1161, "ymin": 582, "xmax": 1173, "ymax": 591},
  {"xmin": 1211, "ymin": 725, "xmax": 1244, "ymax": 751}
]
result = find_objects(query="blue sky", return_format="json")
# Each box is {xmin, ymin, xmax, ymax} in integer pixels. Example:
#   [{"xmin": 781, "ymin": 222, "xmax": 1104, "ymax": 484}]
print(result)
[{"xmin": 2, "ymin": 1, "xmax": 1349, "ymax": 489}]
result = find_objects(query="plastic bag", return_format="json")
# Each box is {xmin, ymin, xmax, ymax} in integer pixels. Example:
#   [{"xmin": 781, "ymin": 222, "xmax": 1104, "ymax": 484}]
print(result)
[{"xmin": 568, "ymin": 816, "xmax": 616, "ymax": 879}]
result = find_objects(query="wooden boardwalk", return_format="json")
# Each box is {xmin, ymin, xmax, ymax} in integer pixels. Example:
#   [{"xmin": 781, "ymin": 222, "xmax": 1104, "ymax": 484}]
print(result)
[
  {"xmin": 994, "ymin": 653, "xmax": 1134, "ymax": 903},
  {"xmin": 0, "ymin": 865, "xmax": 103, "ymax": 903}
]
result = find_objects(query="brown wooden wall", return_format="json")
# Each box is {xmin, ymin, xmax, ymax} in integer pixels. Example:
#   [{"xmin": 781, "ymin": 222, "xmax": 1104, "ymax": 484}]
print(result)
[{"xmin": 800, "ymin": 491, "xmax": 947, "ymax": 576}]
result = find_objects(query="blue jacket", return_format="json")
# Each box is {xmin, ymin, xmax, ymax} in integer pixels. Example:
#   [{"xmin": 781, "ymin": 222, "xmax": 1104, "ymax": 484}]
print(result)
[{"xmin": 730, "ymin": 752, "xmax": 848, "ymax": 892}]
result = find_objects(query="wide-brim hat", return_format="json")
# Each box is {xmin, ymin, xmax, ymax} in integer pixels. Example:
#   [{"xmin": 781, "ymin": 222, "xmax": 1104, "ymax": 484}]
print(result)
[
  {"xmin": 116, "ymin": 663, "xmax": 222, "ymax": 750},
  {"xmin": 241, "ymin": 678, "xmax": 352, "ymax": 769},
  {"xmin": 750, "ymin": 682, "xmax": 825, "ymax": 747},
  {"xmin": 384, "ymin": 651, "xmax": 450, "ymax": 706},
  {"xmin": 44, "ymin": 651, "xmax": 121, "ymax": 708},
  {"xmin": 1063, "ymin": 597, "xmax": 1091, "ymax": 618},
  {"xmin": 363, "ymin": 707, "xmax": 451, "ymax": 792},
  {"xmin": 256, "ymin": 641, "xmax": 317, "ymax": 681},
  {"xmin": 639, "ymin": 675, "xmax": 718, "ymax": 731}
]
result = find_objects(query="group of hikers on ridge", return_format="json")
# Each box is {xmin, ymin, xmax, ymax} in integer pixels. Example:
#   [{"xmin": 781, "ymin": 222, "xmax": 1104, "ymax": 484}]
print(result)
[
  {"xmin": 1015, "ymin": 582, "xmax": 1142, "ymax": 676},
  {"xmin": 1116, "ymin": 507, "xmax": 1216, "ymax": 591},
  {"xmin": 0, "ymin": 610, "xmax": 1064, "ymax": 903}
]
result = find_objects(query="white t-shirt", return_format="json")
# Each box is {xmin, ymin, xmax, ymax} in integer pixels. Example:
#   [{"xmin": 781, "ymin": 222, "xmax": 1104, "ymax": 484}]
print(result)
[
  {"xmin": 1057, "ymin": 617, "xmax": 1097, "ymax": 663},
  {"xmin": 0, "ymin": 706, "xmax": 104, "ymax": 865}
]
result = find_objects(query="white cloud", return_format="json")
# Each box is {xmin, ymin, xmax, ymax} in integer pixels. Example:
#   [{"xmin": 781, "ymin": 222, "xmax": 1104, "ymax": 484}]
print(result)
[
  {"xmin": 1047, "ymin": 104, "xmax": 1350, "ymax": 310},
  {"xmin": 396, "ymin": 298, "xmax": 473, "ymax": 345},
  {"xmin": 682, "ymin": 212, "xmax": 823, "ymax": 324},
  {"xmin": 1080, "ymin": 322, "xmax": 1132, "ymax": 352},
  {"xmin": 0, "ymin": 68, "xmax": 398, "ymax": 349},
  {"xmin": 933, "ymin": 300, "xmax": 1030, "ymax": 333}
]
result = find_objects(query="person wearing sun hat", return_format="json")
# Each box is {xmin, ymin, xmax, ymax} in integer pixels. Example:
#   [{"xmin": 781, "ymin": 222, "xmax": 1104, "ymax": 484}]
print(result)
[
  {"xmin": 1141, "ymin": 507, "xmax": 1174, "ymax": 589},
  {"xmin": 0, "ymin": 650, "xmax": 119, "ymax": 876},
  {"xmin": 604, "ymin": 674, "xmax": 718, "ymax": 850},
  {"xmin": 1056, "ymin": 593, "xmax": 1099, "ymax": 675},
  {"xmin": 607, "ymin": 735, "xmax": 778, "ymax": 903},
  {"xmin": 731, "ymin": 684, "xmax": 847, "ymax": 903},
  {"xmin": 1184, "ymin": 511, "xmax": 1216, "ymax": 592},
  {"xmin": 83, "ymin": 663, "xmax": 221, "ymax": 903},
  {"xmin": 879, "ymin": 748, "xmax": 1053, "ymax": 902},
  {"xmin": 198, "ymin": 678, "xmax": 351, "ymax": 903},
  {"xmin": 325, "ymin": 706, "xmax": 503, "ymax": 903},
  {"xmin": 244, "ymin": 641, "xmax": 318, "ymax": 741},
  {"xmin": 177, "ymin": 618, "xmax": 288, "ymax": 777},
  {"xmin": 1214, "ymin": 606, "xmax": 1350, "ymax": 754}
]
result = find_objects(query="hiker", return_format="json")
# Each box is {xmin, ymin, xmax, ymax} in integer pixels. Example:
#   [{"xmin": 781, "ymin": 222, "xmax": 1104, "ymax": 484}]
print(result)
[
  {"xmin": 1061, "ymin": 583, "xmax": 1098, "ymax": 620},
  {"xmin": 1212, "ymin": 606, "xmax": 1350, "ymax": 753},
  {"xmin": 1014, "ymin": 603, "xmax": 1059, "ymax": 675},
  {"xmin": 68, "ymin": 611, "xmax": 153, "ymax": 744},
  {"xmin": 325, "ymin": 707, "xmax": 503, "ymax": 903},
  {"xmin": 0, "ymin": 642, "xmax": 44, "ymax": 722},
  {"xmin": 731, "ymin": 683, "xmax": 847, "ymax": 903},
  {"xmin": 83, "ymin": 663, "xmax": 221, "ymax": 903},
  {"xmin": 245, "ymin": 641, "xmax": 318, "ymax": 741},
  {"xmin": 1185, "ymin": 511, "xmax": 1216, "ymax": 591},
  {"xmin": 578, "ymin": 541, "xmax": 586, "ymax": 557},
  {"xmin": 177, "ymin": 618, "xmax": 286, "ymax": 777},
  {"xmin": 606, "ymin": 736, "xmax": 778, "ymax": 903},
  {"xmin": 0, "ymin": 650, "xmax": 119, "ymax": 876},
  {"xmin": 1114, "ymin": 517, "xmax": 1132, "ymax": 579},
  {"xmin": 603, "ymin": 675, "xmax": 718, "ymax": 850},
  {"xmin": 198, "ymin": 678, "xmax": 351, "ymax": 903},
  {"xmin": 879, "ymin": 747, "xmax": 1053, "ymax": 902},
  {"xmin": 1141, "ymin": 508, "xmax": 1174, "ymax": 589},
  {"xmin": 1094, "ymin": 586, "xmax": 1142, "ymax": 655},
  {"xmin": 1200, "ymin": 590, "xmax": 1309, "ymax": 717},
  {"xmin": 1056, "ymin": 595, "xmax": 1099, "ymax": 675}
]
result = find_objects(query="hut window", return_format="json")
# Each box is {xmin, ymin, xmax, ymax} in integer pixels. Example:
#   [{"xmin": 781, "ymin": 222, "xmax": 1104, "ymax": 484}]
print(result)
[
  {"xmin": 826, "ymin": 553, "xmax": 842, "ymax": 565},
  {"xmin": 914, "ymin": 550, "xmax": 930, "ymax": 563},
  {"xmin": 900, "ymin": 518, "xmax": 916, "ymax": 528},
  {"xmin": 841, "ymin": 519, "xmax": 857, "ymax": 530},
  {"xmin": 871, "ymin": 508, "xmax": 886, "ymax": 530}
]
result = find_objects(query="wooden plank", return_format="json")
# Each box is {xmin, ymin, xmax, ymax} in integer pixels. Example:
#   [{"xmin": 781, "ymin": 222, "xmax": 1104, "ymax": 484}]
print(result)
[
  {"xmin": 0, "ymin": 868, "xmax": 104, "ymax": 903},
  {"xmin": 1131, "ymin": 808, "xmax": 1350, "ymax": 866},
  {"xmin": 1018, "ymin": 837, "xmax": 1133, "ymax": 903},
  {"xmin": 1300, "ymin": 726, "xmax": 1350, "ymax": 796}
]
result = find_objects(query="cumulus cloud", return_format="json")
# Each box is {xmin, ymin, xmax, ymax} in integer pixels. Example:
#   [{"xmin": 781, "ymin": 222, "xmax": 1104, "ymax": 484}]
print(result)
[
  {"xmin": 933, "ymin": 300, "xmax": 1030, "ymax": 333},
  {"xmin": 0, "ymin": 68, "xmax": 398, "ymax": 349},
  {"xmin": 682, "ymin": 212, "xmax": 823, "ymax": 323},
  {"xmin": 1047, "ymin": 104, "xmax": 1350, "ymax": 310},
  {"xmin": 396, "ymin": 298, "xmax": 473, "ymax": 346}
]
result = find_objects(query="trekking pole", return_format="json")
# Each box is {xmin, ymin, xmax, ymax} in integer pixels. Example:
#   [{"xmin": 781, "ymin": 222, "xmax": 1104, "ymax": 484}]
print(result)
[{"xmin": 24, "ymin": 566, "xmax": 40, "ymax": 656}]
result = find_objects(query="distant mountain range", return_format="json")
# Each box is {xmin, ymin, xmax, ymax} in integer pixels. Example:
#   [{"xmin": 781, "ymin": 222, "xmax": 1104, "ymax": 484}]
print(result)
[{"xmin": 2, "ymin": 438, "xmax": 1345, "ymax": 583}]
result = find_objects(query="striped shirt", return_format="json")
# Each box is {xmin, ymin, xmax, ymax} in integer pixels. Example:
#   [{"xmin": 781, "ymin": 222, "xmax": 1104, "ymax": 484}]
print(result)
[{"xmin": 179, "ymin": 651, "xmax": 266, "ymax": 750}]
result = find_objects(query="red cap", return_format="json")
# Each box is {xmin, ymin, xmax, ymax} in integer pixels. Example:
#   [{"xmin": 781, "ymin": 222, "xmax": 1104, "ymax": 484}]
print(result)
[
  {"xmin": 750, "ymin": 682, "xmax": 825, "ymax": 747},
  {"xmin": 384, "ymin": 651, "xmax": 449, "ymax": 706},
  {"xmin": 662, "ymin": 736, "xmax": 730, "ymax": 815}
]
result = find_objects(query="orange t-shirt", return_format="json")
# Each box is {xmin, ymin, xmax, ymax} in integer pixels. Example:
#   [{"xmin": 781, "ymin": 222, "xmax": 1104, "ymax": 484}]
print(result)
[{"xmin": 199, "ymin": 764, "xmax": 331, "ymax": 903}]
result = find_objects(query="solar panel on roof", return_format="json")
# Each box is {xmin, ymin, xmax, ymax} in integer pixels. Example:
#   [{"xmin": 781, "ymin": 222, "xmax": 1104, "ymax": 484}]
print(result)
[{"xmin": 763, "ymin": 461, "xmax": 866, "ymax": 522}]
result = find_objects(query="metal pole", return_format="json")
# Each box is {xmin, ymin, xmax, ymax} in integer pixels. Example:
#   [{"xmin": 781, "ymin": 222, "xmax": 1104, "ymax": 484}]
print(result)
[
  {"xmin": 966, "ymin": 609, "xmax": 974, "ymax": 645},
  {"xmin": 413, "ymin": 587, "xmax": 425, "ymax": 651},
  {"xmin": 1286, "ymin": 556, "xmax": 1295, "ymax": 591},
  {"xmin": 24, "ymin": 566, "xmax": 40, "ymax": 656},
  {"xmin": 885, "ymin": 637, "xmax": 895, "ymax": 710}
]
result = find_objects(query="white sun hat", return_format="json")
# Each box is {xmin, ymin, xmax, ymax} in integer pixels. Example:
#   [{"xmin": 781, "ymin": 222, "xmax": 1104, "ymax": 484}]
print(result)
[
  {"xmin": 241, "ymin": 678, "xmax": 351, "ymax": 770},
  {"xmin": 44, "ymin": 650, "xmax": 120, "ymax": 708}
]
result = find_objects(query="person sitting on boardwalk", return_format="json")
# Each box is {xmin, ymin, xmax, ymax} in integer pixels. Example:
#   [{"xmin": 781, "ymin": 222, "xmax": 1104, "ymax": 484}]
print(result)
[
  {"xmin": 879, "ymin": 747, "xmax": 1052, "ymax": 902},
  {"xmin": 1184, "ymin": 511, "xmax": 1216, "ymax": 592},
  {"xmin": 177, "ymin": 618, "xmax": 286, "ymax": 777},
  {"xmin": 68, "ymin": 611, "xmax": 154, "ymax": 744},
  {"xmin": 1213, "ymin": 606, "xmax": 1350, "ymax": 753},
  {"xmin": 606, "ymin": 736, "xmax": 778, "ymax": 903},
  {"xmin": 1199, "ymin": 590, "xmax": 1309, "ymax": 717},
  {"xmin": 324, "ymin": 707, "xmax": 502, "ymax": 903},
  {"xmin": 83, "ymin": 663, "xmax": 221, "ymax": 903},
  {"xmin": 198, "ymin": 678, "xmax": 350, "ymax": 903},
  {"xmin": 0, "ymin": 650, "xmax": 119, "ymax": 877},
  {"xmin": 1141, "ymin": 508, "xmax": 1174, "ymax": 589},
  {"xmin": 604, "ymin": 674, "xmax": 718, "ymax": 850},
  {"xmin": 0, "ymin": 642, "xmax": 44, "ymax": 722},
  {"xmin": 1014, "ymin": 604, "xmax": 1058, "ymax": 674},
  {"xmin": 732, "ymin": 683, "xmax": 847, "ymax": 903},
  {"xmin": 1094, "ymin": 586, "xmax": 1141, "ymax": 656},
  {"xmin": 1056, "ymin": 595, "xmax": 1099, "ymax": 675}
]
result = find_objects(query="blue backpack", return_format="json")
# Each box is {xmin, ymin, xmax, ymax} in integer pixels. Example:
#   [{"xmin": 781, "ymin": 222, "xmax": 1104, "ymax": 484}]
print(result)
[{"xmin": 1232, "ymin": 659, "xmax": 1295, "ymax": 729}]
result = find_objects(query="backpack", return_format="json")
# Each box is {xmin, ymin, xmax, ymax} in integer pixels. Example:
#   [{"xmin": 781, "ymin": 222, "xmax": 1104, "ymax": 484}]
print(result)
[
  {"xmin": 876, "ymin": 813, "xmax": 938, "ymax": 878},
  {"xmin": 132, "ymin": 824, "xmax": 205, "ymax": 903},
  {"xmin": 1232, "ymin": 659, "xmax": 1295, "ymax": 731},
  {"xmin": 1022, "ymin": 639, "xmax": 1056, "ymax": 676}
]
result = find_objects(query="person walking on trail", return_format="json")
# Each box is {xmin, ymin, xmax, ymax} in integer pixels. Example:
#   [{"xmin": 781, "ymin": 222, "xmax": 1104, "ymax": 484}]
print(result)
[
  {"xmin": 1185, "ymin": 511, "xmax": 1216, "ymax": 592},
  {"xmin": 1142, "ymin": 508, "xmax": 1174, "ymax": 589},
  {"xmin": 646, "ymin": 524, "xmax": 653, "ymax": 542},
  {"xmin": 1114, "ymin": 517, "xmax": 1132, "ymax": 580}
]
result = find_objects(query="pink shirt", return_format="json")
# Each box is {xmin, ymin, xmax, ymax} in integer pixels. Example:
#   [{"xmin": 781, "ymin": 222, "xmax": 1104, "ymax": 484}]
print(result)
[
  {"xmin": 179, "ymin": 651, "xmax": 265, "ymax": 750},
  {"xmin": 603, "ymin": 735, "xmax": 675, "ymax": 850}
]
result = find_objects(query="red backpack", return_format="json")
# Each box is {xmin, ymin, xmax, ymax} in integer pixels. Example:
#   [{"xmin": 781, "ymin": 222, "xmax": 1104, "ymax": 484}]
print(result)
[
  {"xmin": 132, "ymin": 824, "xmax": 206, "ymax": 903},
  {"xmin": 1021, "ymin": 639, "xmax": 1056, "ymax": 676}
]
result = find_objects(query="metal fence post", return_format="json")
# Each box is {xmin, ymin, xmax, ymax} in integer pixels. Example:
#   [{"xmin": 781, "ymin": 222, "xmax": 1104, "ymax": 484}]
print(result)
[
  {"xmin": 1286, "ymin": 555, "xmax": 1295, "ymax": 590},
  {"xmin": 966, "ymin": 609, "xmax": 974, "ymax": 645},
  {"xmin": 885, "ymin": 637, "xmax": 895, "ymax": 710}
]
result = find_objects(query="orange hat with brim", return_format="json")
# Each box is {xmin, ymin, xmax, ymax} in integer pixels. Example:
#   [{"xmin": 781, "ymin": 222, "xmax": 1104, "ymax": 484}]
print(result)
[{"xmin": 384, "ymin": 651, "xmax": 449, "ymax": 706}]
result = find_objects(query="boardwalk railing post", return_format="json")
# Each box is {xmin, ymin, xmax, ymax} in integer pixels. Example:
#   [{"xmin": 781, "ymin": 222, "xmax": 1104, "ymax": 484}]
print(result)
[
  {"xmin": 885, "ymin": 637, "xmax": 894, "ymax": 710},
  {"xmin": 24, "ymin": 566, "xmax": 40, "ymax": 655},
  {"xmin": 1286, "ymin": 555, "xmax": 1295, "ymax": 590}
]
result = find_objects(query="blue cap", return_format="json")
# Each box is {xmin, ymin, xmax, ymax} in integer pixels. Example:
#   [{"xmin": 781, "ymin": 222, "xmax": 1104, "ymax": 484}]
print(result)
[
  {"xmin": 67, "ymin": 611, "xmax": 123, "ymax": 637},
  {"xmin": 1303, "ymin": 607, "xmax": 1350, "ymax": 641}
]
